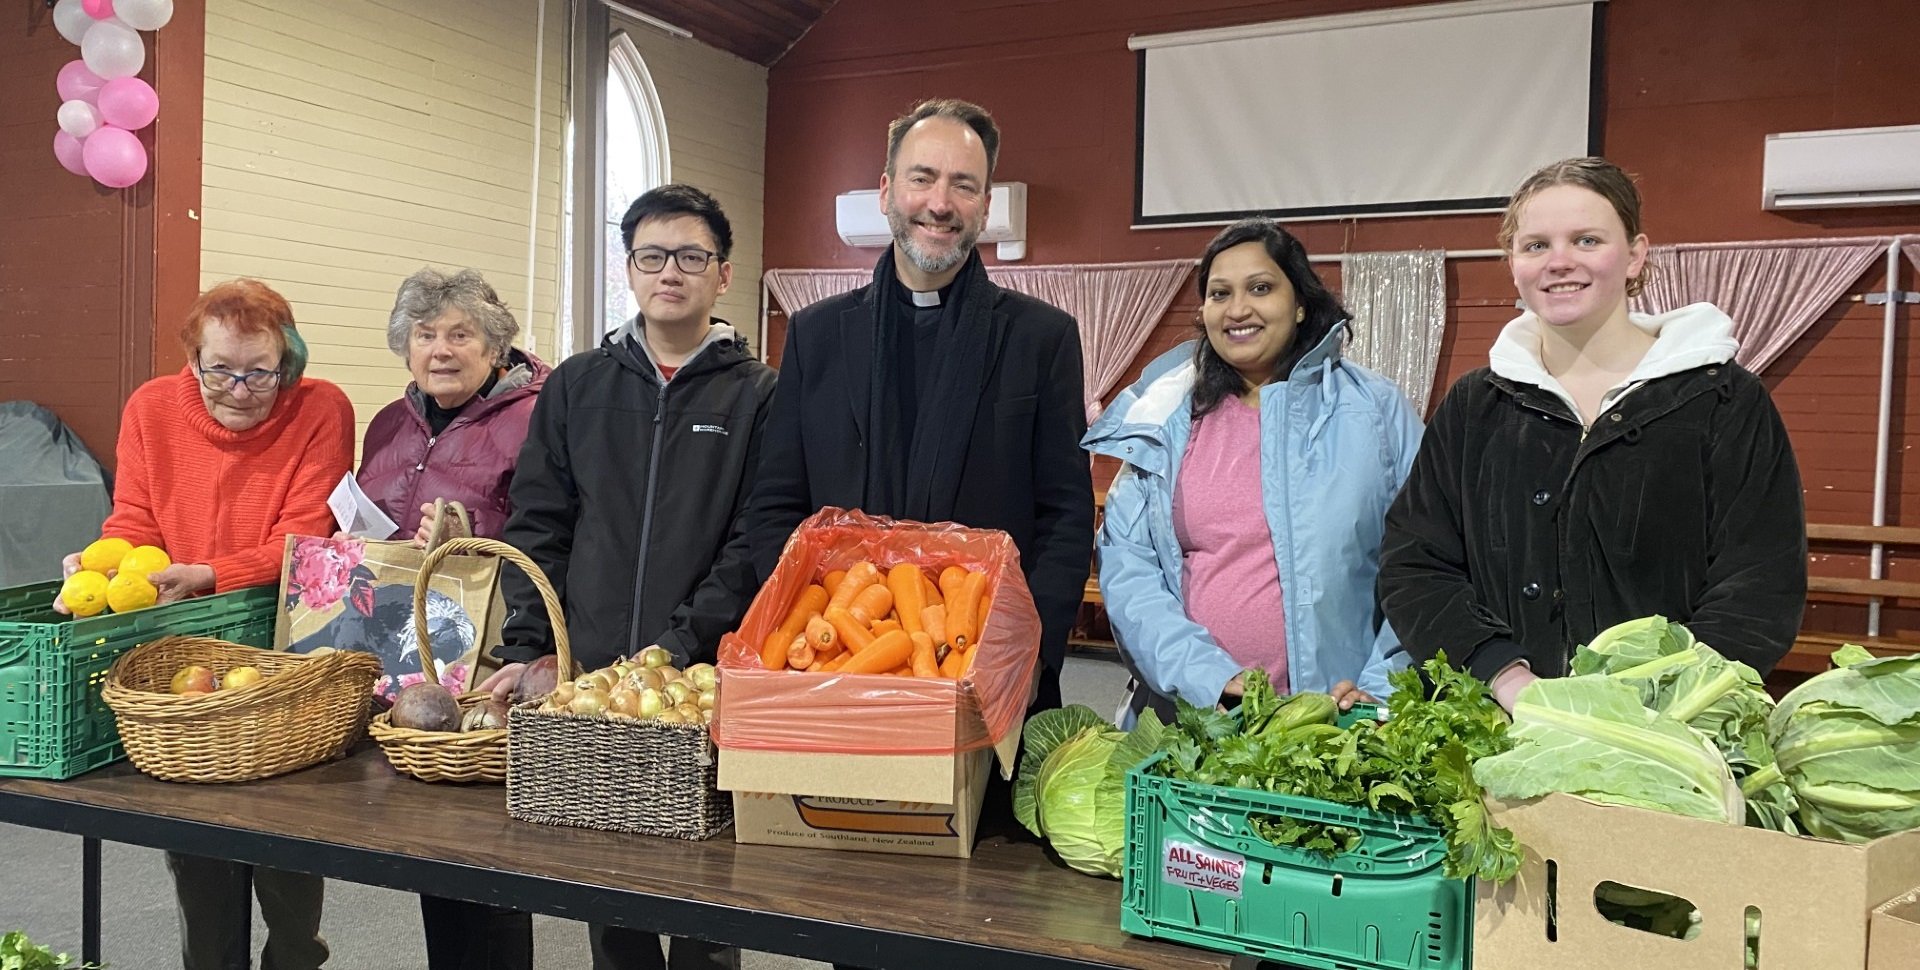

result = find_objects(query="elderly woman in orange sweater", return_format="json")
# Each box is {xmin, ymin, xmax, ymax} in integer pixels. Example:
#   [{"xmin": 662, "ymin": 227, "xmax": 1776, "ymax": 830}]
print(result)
[{"xmin": 57, "ymin": 278, "xmax": 353, "ymax": 970}]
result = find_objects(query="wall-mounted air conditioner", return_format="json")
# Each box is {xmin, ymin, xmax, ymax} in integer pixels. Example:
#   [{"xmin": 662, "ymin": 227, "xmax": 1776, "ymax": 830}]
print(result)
[
  {"xmin": 1762, "ymin": 125, "xmax": 1920, "ymax": 210},
  {"xmin": 834, "ymin": 182, "xmax": 1028, "ymax": 260}
]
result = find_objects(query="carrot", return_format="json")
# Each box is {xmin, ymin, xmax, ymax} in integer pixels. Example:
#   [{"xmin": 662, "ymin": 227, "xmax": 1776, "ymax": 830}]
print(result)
[
  {"xmin": 920, "ymin": 604, "xmax": 948, "ymax": 649},
  {"xmin": 938, "ymin": 565, "xmax": 969, "ymax": 604},
  {"xmin": 887, "ymin": 564, "xmax": 927, "ymax": 635},
  {"xmin": 839, "ymin": 630, "xmax": 914, "ymax": 675},
  {"xmin": 763, "ymin": 583, "xmax": 830, "ymax": 670},
  {"xmin": 827, "ymin": 561, "xmax": 880, "ymax": 612},
  {"xmin": 909, "ymin": 632, "xmax": 940, "ymax": 678},
  {"xmin": 948, "ymin": 570, "xmax": 988, "ymax": 651},
  {"xmin": 825, "ymin": 607, "xmax": 876, "ymax": 653},
  {"xmin": 922, "ymin": 574, "xmax": 944, "ymax": 606},
  {"xmin": 871, "ymin": 618, "xmax": 903, "ymax": 636},
  {"xmin": 848, "ymin": 583, "xmax": 894, "ymax": 626},
  {"xmin": 938, "ymin": 648, "xmax": 966, "ymax": 679},
  {"xmin": 823, "ymin": 569, "xmax": 848, "ymax": 594},
  {"xmin": 957, "ymin": 644, "xmax": 978, "ymax": 679},
  {"xmin": 804, "ymin": 614, "xmax": 839, "ymax": 651},
  {"xmin": 787, "ymin": 636, "xmax": 817, "ymax": 669},
  {"xmin": 822, "ymin": 651, "xmax": 849, "ymax": 671},
  {"xmin": 805, "ymin": 659, "xmax": 825, "ymax": 672}
]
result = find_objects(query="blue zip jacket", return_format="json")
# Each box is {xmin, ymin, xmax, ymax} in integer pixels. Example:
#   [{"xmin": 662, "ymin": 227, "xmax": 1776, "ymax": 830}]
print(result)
[{"xmin": 1082, "ymin": 330, "xmax": 1423, "ymax": 715}]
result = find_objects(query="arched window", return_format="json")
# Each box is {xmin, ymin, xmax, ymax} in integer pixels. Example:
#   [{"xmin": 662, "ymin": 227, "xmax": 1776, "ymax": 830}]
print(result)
[{"xmin": 603, "ymin": 32, "xmax": 670, "ymax": 333}]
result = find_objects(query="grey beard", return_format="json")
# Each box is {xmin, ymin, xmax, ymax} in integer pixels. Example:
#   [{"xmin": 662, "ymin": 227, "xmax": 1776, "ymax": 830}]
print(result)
[{"xmin": 886, "ymin": 205, "xmax": 977, "ymax": 276}]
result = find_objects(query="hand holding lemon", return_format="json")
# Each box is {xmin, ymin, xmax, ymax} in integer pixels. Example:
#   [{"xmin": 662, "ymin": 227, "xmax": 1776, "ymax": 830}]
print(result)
[{"xmin": 54, "ymin": 539, "xmax": 199, "ymax": 615}]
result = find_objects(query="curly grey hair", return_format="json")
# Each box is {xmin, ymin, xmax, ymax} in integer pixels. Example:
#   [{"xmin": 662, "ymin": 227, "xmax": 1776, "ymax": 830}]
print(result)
[{"xmin": 386, "ymin": 268, "xmax": 520, "ymax": 365}]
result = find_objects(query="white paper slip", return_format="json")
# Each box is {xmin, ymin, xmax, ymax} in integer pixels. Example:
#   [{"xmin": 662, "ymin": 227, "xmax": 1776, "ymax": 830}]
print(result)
[{"xmin": 328, "ymin": 472, "xmax": 399, "ymax": 540}]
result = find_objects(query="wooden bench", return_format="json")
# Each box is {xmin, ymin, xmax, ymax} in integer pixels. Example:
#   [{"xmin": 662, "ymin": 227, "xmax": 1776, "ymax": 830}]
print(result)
[{"xmin": 1779, "ymin": 523, "xmax": 1920, "ymax": 673}]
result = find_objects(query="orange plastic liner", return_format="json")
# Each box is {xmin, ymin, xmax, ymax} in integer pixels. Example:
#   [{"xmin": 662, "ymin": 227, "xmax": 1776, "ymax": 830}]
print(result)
[{"xmin": 713, "ymin": 508, "xmax": 1039, "ymax": 755}]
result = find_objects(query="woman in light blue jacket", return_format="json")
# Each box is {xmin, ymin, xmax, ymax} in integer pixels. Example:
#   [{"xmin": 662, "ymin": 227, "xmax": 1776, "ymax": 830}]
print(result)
[{"xmin": 1084, "ymin": 219, "xmax": 1422, "ymax": 725}]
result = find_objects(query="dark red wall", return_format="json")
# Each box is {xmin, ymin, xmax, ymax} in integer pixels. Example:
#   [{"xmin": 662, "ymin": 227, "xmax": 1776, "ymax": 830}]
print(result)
[
  {"xmin": 764, "ymin": 0, "xmax": 1920, "ymax": 637},
  {"xmin": 0, "ymin": 1, "xmax": 203, "ymax": 471}
]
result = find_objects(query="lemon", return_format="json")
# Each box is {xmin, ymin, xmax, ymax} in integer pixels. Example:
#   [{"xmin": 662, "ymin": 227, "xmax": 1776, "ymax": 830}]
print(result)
[
  {"xmin": 106, "ymin": 571, "xmax": 159, "ymax": 613},
  {"xmin": 80, "ymin": 537, "xmax": 133, "ymax": 574},
  {"xmin": 60, "ymin": 571, "xmax": 111, "ymax": 617},
  {"xmin": 118, "ymin": 545, "xmax": 172, "ymax": 580}
]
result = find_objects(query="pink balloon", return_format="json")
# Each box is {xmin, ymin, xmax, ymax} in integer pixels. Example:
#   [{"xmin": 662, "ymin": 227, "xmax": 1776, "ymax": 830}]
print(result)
[
  {"xmin": 97, "ymin": 77, "xmax": 158, "ymax": 130},
  {"xmin": 56, "ymin": 59, "xmax": 106, "ymax": 104},
  {"xmin": 82, "ymin": 125, "xmax": 146, "ymax": 188},
  {"xmin": 53, "ymin": 130, "xmax": 89, "ymax": 177},
  {"xmin": 83, "ymin": 0, "xmax": 115, "ymax": 19}
]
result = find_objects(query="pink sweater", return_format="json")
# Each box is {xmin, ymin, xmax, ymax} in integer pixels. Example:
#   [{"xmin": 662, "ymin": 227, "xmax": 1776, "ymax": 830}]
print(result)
[{"xmin": 1172, "ymin": 397, "xmax": 1289, "ymax": 690}]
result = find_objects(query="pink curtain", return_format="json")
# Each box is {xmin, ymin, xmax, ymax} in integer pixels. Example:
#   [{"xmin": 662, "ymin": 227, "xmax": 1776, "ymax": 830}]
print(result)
[
  {"xmin": 1631, "ymin": 238, "xmax": 1888, "ymax": 373},
  {"xmin": 762, "ymin": 261, "xmax": 1194, "ymax": 423}
]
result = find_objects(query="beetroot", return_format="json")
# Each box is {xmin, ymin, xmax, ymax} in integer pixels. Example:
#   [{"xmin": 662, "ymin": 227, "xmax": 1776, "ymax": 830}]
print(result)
[{"xmin": 390, "ymin": 682, "xmax": 461, "ymax": 732}]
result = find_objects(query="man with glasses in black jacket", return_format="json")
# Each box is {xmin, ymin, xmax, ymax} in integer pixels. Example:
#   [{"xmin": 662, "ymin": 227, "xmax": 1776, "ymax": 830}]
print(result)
[{"xmin": 483, "ymin": 184, "xmax": 774, "ymax": 970}]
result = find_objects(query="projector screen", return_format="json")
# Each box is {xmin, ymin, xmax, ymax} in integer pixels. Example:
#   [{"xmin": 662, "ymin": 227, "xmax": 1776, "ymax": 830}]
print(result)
[{"xmin": 1133, "ymin": 0, "xmax": 1604, "ymax": 225}]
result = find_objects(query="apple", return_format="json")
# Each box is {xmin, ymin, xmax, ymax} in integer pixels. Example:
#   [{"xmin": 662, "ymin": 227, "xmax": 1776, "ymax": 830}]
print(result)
[
  {"xmin": 220, "ymin": 666, "xmax": 263, "ymax": 690},
  {"xmin": 169, "ymin": 665, "xmax": 217, "ymax": 695}
]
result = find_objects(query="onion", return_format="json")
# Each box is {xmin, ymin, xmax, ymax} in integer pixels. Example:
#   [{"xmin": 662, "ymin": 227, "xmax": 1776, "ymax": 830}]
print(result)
[
  {"xmin": 684, "ymin": 663, "xmax": 718, "ymax": 692},
  {"xmin": 636, "ymin": 687, "xmax": 669, "ymax": 717},
  {"xmin": 637, "ymin": 646, "xmax": 674, "ymax": 669}
]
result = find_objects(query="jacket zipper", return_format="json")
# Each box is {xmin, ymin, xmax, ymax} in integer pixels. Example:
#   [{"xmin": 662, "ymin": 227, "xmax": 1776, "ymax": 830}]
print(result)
[{"xmin": 627, "ymin": 377, "xmax": 669, "ymax": 659}]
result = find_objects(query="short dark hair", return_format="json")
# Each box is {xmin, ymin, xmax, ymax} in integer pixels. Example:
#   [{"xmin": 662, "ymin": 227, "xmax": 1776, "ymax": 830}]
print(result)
[
  {"xmin": 1190, "ymin": 219, "xmax": 1348, "ymax": 418},
  {"xmin": 619, "ymin": 184, "xmax": 733, "ymax": 261},
  {"xmin": 885, "ymin": 98, "xmax": 1000, "ymax": 182}
]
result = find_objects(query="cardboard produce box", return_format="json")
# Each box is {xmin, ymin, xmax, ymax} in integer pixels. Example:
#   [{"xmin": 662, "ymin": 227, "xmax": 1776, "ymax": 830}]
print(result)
[
  {"xmin": 713, "ymin": 509, "xmax": 1038, "ymax": 859},
  {"xmin": 1475, "ymin": 793, "xmax": 1920, "ymax": 970},
  {"xmin": 1871, "ymin": 891, "xmax": 1920, "ymax": 970},
  {"xmin": 725, "ymin": 746, "xmax": 996, "ymax": 858}
]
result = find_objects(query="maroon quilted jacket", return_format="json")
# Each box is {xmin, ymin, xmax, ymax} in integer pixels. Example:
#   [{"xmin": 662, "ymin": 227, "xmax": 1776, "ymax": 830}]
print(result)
[{"xmin": 356, "ymin": 348, "xmax": 550, "ymax": 540}]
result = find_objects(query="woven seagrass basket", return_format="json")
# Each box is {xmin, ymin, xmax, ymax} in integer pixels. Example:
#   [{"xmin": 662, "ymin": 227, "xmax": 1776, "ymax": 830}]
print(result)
[
  {"xmin": 102, "ymin": 636, "xmax": 381, "ymax": 783},
  {"xmin": 367, "ymin": 536, "xmax": 568, "ymax": 784},
  {"xmin": 506, "ymin": 602, "xmax": 731, "ymax": 840}
]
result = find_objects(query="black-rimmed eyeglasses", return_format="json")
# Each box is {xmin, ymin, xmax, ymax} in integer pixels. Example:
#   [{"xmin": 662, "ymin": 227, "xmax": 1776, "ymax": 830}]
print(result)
[
  {"xmin": 628, "ymin": 247, "xmax": 718, "ymax": 275},
  {"xmin": 196, "ymin": 365, "xmax": 283, "ymax": 393}
]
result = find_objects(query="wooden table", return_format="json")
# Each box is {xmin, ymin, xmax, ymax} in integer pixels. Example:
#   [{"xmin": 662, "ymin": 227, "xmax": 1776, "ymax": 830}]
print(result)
[{"xmin": 0, "ymin": 746, "xmax": 1240, "ymax": 970}]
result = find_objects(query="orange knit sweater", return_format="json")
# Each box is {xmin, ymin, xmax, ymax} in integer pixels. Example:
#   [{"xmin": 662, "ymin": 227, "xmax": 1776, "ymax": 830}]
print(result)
[{"xmin": 100, "ymin": 368, "xmax": 356, "ymax": 593}]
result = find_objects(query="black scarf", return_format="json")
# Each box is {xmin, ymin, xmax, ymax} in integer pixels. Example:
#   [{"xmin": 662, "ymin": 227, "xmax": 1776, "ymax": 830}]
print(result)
[
  {"xmin": 422, "ymin": 368, "xmax": 501, "ymax": 436},
  {"xmin": 864, "ymin": 247, "xmax": 998, "ymax": 522}
]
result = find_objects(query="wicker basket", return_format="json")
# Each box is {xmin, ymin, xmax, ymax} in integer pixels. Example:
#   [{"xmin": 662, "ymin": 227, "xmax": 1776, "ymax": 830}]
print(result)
[
  {"xmin": 102, "ymin": 635, "xmax": 381, "ymax": 783},
  {"xmin": 368, "ymin": 536, "xmax": 567, "ymax": 784},
  {"xmin": 506, "ymin": 591, "xmax": 731, "ymax": 840}
]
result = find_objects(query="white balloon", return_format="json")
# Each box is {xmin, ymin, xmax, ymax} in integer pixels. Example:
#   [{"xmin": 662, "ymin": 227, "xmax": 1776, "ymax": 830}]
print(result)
[
  {"xmin": 114, "ymin": 0, "xmax": 175, "ymax": 32},
  {"xmin": 53, "ymin": 0, "xmax": 94, "ymax": 45},
  {"xmin": 80, "ymin": 19, "xmax": 145, "ymax": 80},
  {"xmin": 57, "ymin": 99, "xmax": 102, "ymax": 139}
]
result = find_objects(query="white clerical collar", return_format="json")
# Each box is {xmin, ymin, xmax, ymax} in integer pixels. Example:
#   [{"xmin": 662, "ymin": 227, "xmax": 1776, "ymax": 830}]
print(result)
[{"xmin": 910, "ymin": 289, "xmax": 942, "ymax": 307}]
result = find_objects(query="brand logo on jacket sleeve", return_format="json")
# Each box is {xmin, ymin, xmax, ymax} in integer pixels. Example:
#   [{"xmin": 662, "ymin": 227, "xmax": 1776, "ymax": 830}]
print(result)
[{"xmin": 692, "ymin": 424, "xmax": 728, "ymax": 435}]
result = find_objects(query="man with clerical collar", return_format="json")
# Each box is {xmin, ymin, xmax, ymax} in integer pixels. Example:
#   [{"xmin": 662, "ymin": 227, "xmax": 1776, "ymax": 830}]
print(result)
[{"xmin": 739, "ymin": 97, "xmax": 1095, "ymax": 716}]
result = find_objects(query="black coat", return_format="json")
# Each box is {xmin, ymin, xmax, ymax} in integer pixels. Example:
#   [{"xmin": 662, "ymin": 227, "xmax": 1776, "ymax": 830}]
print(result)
[
  {"xmin": 497, "ymin": 327, "xmax": 778, "ymax": 672},
  {"xmin": 1378, "ymin": 362, "xmax": 1806, "ymax": 682},
  {"xmin": 740, "ymin": 275, "xmax": 1095, "ymax": 710}
]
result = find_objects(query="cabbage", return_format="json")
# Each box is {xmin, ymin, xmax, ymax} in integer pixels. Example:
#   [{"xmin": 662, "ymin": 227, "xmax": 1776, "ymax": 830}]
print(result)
[
  {"xmin": 1034, "ymin": 726, "xmax": 1127, "ymax": 875},
  {"xmin": 1741, "ymin": 650, "xmax": 1920, "ymax": 842},
  {"xmin": 1013, "ymin": 704, "xmax": 1162, "ymax": 878},
  {"xmin": 1473, "ymin": 675, "xmax": 1746, "ymax": 824}
]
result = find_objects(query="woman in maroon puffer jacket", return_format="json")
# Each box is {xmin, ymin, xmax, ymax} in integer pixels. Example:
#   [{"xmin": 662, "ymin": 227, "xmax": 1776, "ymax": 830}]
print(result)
[
  {"xmin": 355, "ymin": 267, "xmax": 550, "ymax": 970},
  {"xmin": 357, "ymin": 268, "xmax": 550, "ymax": 544}
]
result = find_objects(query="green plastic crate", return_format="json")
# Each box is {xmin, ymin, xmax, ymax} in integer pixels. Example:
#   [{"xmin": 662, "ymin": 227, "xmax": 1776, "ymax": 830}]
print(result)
[
  {"xmin": 1120, "ymin": 710, "xmax": 1473, "ymax": 970},
  {"xmin": 0, "ymin": 582, "xmax": 279, "ymax": 779}
]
